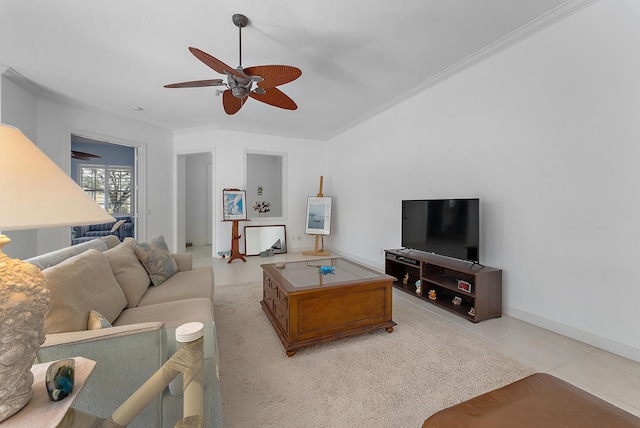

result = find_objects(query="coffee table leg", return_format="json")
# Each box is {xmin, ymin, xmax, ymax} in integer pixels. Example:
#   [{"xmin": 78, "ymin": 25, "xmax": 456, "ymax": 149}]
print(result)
[
  {"xmin": 286, "ymin": 349, "xmax": 296, "ymax": 357},
  {"xmin": 386, "ymin": 326, "xmax": 394, "ymax": 333}
]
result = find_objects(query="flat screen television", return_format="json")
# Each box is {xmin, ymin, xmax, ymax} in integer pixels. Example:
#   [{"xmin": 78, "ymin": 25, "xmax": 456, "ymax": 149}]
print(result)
[{"xmin": 401, "ymin": 198, "xmax": 480, "ymax": 262}]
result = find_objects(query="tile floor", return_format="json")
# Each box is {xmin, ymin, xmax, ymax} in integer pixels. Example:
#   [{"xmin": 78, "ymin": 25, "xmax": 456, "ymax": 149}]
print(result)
[{"xmin": 190, "ymin": 245, "xmax": 640, "ymax": 417}]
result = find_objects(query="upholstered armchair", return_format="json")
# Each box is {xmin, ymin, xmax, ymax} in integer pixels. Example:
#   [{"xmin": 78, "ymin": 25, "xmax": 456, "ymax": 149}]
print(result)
[{"xmin": 72, "ymin": 215, "xmax": 134, "ymax": 245}]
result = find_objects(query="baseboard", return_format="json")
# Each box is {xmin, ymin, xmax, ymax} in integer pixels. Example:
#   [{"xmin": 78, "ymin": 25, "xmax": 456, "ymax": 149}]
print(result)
[
  {"xmin": 326, "ymin": 248, "xmax": 383, "ymax": 272},
  {"xmin": 505, "ymin": 306, "xmax": 640, "ymax": 363},
  {"xmin": 327, "ymin": 250, "xmax": 640, "ymax": 363}
]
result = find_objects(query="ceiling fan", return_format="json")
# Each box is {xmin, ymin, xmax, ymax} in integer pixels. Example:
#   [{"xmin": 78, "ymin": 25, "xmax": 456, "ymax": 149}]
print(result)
[{"xmin": 164, "ymin": 14, "xmax": 302, "ymax": 115}]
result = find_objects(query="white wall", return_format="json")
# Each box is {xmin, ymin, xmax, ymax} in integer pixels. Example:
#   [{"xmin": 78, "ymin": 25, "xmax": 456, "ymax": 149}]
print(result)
[
  {"xmin": 173, "ymin": 129, "xmax": 325, "ymax": 254},
  {"xmin": 1, "ymin": 72, "xmax": 38, "ymax": 259},
  {"xmin": 325, "ymin": 0, "xmax": 640, "ymax": 361},
  {"xmin": 24, "ymin": 99, "xmax": 173, "ymax": 256}
]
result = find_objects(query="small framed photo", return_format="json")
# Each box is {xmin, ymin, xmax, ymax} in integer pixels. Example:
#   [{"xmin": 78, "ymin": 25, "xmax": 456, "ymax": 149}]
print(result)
[
  {"xmin": 457, "ymin": 279, "xmax": 472, "ymax": 293},
  {"xmin": 305, "ymin": 196, "xmax": 332, "ymax": 235},
  {"xmin": 223, "ymin": 189, "xmax": 247, "ymax": 221}
]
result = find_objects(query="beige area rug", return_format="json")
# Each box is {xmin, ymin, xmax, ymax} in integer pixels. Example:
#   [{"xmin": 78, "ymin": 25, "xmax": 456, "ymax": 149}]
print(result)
[{"xmin": 215, "ymin": 281, "xmax": 533, "ymax": 427}]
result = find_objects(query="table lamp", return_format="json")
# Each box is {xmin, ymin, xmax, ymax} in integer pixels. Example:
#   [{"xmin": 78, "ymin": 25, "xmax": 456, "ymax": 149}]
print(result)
[{"xmin": 0, "ymin": 124, "xmax": 115, "ymax": 421}]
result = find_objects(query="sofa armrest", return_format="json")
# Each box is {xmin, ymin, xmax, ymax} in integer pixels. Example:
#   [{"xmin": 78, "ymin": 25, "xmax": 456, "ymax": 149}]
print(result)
[
  {"xmin": 36, "ymin": 322, "xmax": 169, "ymax": 425},
  {"xmin": 172, "ymin": 252, "xmax": 193, "ymax": 271},
  {"xmin": 41, "ymin": 322, "xmax": 164, "ymax": 347},
  {"xmin": 117, "ymin": 222, "xmax": 134, "ymax": 240}
]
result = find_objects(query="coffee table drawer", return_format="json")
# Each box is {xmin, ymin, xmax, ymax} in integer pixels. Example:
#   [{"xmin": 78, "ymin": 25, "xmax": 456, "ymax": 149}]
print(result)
[
  {"xmin": 263, "ymin": 272, "xmax": 288, "ymax": 335},
  {"xmin": 273, "ymin": 303, "xmax": 288, "ymax": 335},
  {"xmin": 274, "ymin": 287, "xmax": 288, "ymax": 311},
  {"xmin": 264, "ymin": 272, "xmax": 288, "ymax": 310}
]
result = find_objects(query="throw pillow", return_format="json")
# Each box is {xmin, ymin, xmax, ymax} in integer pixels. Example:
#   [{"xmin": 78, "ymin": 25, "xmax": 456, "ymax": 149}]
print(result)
[
  {"xmin": 87, "ymin": 310, "xmax": 112, "ymax": 330},
  {"xmin": 43, "ymin": 249, "xmax": 128, "ymax": 334},
  {"xmin": 134, "ymin": 235, "xmax": 179, "ymax": 286},
  {"xmin": 110, "ymin": 219, "xmax": 127, "ymax": 232},
  {"xmin": 105, "ymin": 238, "xmax": 151, "ymax": 308}
]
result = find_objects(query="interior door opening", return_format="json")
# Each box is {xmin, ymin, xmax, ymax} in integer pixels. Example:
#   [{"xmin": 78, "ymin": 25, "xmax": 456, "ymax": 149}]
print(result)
[
  {"xmin": 177, "ymin": 152, "xmax": 214, "ymax": 256},
  {"xmin": 70, "ymin": 133, "xmax": 143, "ymax": 244}
]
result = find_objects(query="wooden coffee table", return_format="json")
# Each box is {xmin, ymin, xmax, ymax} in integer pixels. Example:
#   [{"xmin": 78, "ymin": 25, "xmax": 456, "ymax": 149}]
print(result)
[{"xmin": 261, "ymin": 258, "xmax": 396, "ymax": 356}]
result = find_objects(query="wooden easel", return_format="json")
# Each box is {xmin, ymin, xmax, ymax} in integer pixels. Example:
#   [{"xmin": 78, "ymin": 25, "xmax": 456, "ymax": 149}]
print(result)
[
  {"xmin": 223, "ymin": 188, "xmax": 248, "ymax": 263},
  {"xmin": 228, "ymin": 219, "xmax": 247, "ymax": 263},
  {"xmin": 303, "ymin": 176, "xmax": 330, "ymax": 257}
]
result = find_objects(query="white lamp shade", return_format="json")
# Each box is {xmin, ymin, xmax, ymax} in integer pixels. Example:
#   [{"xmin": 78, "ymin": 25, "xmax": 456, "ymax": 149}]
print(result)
[{"xmin": 0, "ymin": 124, "xmax": 115, "ymax": 231}]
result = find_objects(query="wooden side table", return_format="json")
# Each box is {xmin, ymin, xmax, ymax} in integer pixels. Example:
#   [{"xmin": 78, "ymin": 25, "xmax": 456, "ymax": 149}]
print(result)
[{"xmin": 0, "ymin": 357, "xmax": 96, "ymax": 427}]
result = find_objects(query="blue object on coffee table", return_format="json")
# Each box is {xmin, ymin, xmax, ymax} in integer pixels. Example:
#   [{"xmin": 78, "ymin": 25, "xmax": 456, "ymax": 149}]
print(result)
[{"xmin": 318, "ymin": 266, "xmax": 334, "ymax": 274}]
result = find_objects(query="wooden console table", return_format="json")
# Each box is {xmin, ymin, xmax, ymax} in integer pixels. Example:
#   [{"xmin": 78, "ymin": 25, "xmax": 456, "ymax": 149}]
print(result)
[{"xmin": 385, "ymin": 249, "xmax": 502, "ymax": 322}]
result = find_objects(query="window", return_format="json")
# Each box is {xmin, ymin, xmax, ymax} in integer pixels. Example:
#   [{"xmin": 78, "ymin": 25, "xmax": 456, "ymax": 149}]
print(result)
[{"xmin": 81, "ymin": 165, "xmax": 132, "ymax": 214}]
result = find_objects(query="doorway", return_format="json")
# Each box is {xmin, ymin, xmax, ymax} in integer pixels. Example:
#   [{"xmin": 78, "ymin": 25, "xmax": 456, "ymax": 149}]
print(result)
[
  {"xmin": 70, "ymin": 132, "xmax": 146, "ymax": 242},
  {"xmin": 176, "ymin": 152, "xmax": 214, "ymax": 255}
]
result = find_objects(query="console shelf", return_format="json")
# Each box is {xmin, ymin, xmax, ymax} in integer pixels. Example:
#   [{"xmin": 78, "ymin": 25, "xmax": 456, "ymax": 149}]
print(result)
[{"xmin": 385, "ymin": 249, "xmax": 502, "ymax": 322}]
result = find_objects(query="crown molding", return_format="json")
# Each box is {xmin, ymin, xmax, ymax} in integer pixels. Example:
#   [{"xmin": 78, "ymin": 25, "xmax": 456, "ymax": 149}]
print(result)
[
  {"xmin": 0, "ymin": 66, "xmax": 44, "ymax": 97},
  {"xmin": 326, "ymin": 0, "xmax": 600, "ymax": 141}
]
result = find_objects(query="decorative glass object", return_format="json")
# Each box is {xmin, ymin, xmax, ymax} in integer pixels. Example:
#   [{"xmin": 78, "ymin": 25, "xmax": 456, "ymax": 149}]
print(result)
[{"xmin": 46, "ymin": 359, "xmax": 75, "ymax": 401}]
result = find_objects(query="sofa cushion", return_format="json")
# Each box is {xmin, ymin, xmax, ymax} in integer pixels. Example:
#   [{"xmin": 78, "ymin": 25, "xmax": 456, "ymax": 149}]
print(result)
[
  {"xmin": 112, "ymin": 298, "xmax": 213, "ymax": 329},
  {"xmin": 105, "ymin": 238, "xmax": 150, "ymax": 308},
  {"xmin": 27, "ymin": 238, "xmax": 110, "ymax": 270},
  {"xmin": 134, "ymin": 235, "xmax": 179, "ymax": 286},
  {"xmin": 136, "ymin": 267, "xmax": 214, "ymax": 307},
  {"xmin": 88, "ymin": 310, "xmax": 113, "ymax": 329},
  {"xmin": 43, "ymin": 249, "xmax": 128, "ymax": 334}
]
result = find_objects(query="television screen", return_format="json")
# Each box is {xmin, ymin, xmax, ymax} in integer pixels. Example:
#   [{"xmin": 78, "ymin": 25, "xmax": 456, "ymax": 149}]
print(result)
[{"xmin": 402, "ymin": 199, "xmax": 480, "ymax": 262}]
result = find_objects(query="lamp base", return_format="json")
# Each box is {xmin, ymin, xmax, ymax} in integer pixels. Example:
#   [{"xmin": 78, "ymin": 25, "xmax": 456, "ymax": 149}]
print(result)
[{"xmin": 0, "ymin": 235, "xmax": 50, "ymax": 422}]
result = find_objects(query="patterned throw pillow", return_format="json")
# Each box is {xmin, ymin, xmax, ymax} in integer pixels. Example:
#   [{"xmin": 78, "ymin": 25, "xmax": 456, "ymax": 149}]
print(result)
[
  {"xmin": 134, "ymin": 235, "xmax": 179, "ymax": 286},
  {"xmin": 105, "ymin": 238, "xmax": 151, "ymax": 308},
  {"xmin": 88, "ymin": 310, "xmax": 112, "ymax": 330},
  {"xmin": 110, "ymin": 219, "xmax": 127, "ymax": 232}
]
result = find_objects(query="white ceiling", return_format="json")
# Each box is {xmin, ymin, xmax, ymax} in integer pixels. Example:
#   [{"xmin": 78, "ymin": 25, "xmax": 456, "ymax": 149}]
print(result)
[{"xmin": 0, "ymin": 0, "xmax": 595, "ymax": 141}]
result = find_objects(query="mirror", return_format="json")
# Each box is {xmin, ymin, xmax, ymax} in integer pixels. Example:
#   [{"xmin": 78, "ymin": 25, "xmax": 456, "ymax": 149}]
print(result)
[{"xmin": 244, "ymin": 225, "xmax": 287, "ymax": 256}]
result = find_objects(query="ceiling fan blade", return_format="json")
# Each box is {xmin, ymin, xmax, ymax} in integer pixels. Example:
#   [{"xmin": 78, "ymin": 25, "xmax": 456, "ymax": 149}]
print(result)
[
  {"xmin": 244, "ymin": 65, "xmax": 302, "ymax": 89},
  {"xmin": 222, "ymin": 89, "xmax": 247, "ymax": 115},
  {"xmin": 189, "ymin": 47, "xmax": 244, "ymax": 78},
  {"xmin": 164, "ymin": 79, "xmax": 225, "ymax": 88},
  {"xmin": 249, "ymin": 87, "xmax": 297, "ymax": 110},
  {"xmin": 71, "ymin": 150, "xmax": 101, "ymax": 160}
]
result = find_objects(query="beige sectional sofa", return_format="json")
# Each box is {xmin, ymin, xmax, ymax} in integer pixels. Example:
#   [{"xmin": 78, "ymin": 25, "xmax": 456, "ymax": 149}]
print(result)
[{"xmin": 28, "ymin": 235, "xmax": 222, "ymax": 428}]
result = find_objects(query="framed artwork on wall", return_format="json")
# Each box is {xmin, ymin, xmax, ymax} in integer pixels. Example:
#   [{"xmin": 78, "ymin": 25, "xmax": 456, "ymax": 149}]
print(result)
[
  {"xmin": 305, "ymin": 196, "xmax": 332, "ymax": 235},
  {"xmin": 222, "ymin": 189, "xmax": 247, "ymax": 221}
]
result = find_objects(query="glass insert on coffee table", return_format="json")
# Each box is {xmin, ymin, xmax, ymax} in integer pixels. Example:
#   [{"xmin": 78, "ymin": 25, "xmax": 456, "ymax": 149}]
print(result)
[{"xmin": 261, "ymin": 257, "xmax": 396, "ymax": 356}]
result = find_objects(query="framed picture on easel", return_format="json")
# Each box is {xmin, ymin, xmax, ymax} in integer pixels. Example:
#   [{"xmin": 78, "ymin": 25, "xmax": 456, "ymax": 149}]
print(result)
[
  {"xmin": 222, "ymin": 189, "xmax": 247, "ymax": 221},
  {"xmin": 305, "ymin": 196, "xmax": 332, "ymax": 235}
]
